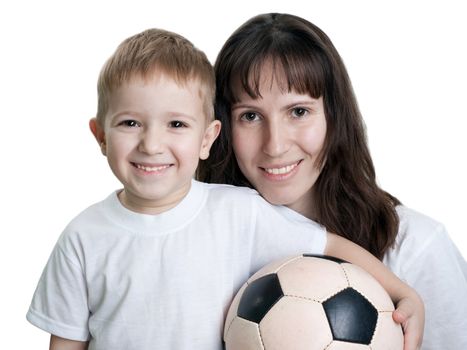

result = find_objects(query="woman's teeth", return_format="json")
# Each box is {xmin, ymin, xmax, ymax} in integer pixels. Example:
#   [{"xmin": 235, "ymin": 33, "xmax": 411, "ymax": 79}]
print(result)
[{"xmin": 264, "ymin": 163, "xmax": 298, "ymax": 175}]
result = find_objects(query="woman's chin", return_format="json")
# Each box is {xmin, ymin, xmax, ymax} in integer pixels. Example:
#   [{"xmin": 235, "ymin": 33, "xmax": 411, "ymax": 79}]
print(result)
[{"xmin": 262, "ymin": 191, "xmax": 296, "ymax": 207}]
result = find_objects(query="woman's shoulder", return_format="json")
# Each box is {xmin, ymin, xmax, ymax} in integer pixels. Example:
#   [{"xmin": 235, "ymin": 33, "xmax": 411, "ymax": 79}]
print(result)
[
  {"xmin": 392, "ymin": 205, "xmax": 448, "ymax": 253},
  {"xmin": 384, "ymin": 205, "xmax": 457, "ymax": 274},
  {"xmin": 386, "ymin": 209, "xmax": 467, "ymax": 350},
  {"xmin": 395, "ymin": 205, "xmax": 445, "ymax": 238}
]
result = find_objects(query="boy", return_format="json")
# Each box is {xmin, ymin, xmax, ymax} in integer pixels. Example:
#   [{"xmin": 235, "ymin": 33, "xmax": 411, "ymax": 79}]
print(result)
[{"xmin": 27, "ymin": 29, "xmax": 422, "ymax": 350}]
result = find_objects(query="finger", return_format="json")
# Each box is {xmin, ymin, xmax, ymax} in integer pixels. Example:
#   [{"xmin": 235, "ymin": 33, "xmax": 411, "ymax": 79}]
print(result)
[
  {"xmin": 392, "ymin": 308, "xmax": 407, "ymax": 324},
  {"xmin": 403, "ymin": 328, "xmax": 421, "ymax": 350}
]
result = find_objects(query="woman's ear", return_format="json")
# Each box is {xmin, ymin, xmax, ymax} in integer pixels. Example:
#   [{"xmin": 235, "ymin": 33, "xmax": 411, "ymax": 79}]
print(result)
[
  {"xmin": 199, "ymin": 120, "xmax": 222, "ymax": 160},
  {"xmin": 89, "ymin": 118, "xmax": 107, "ymax": 156}
]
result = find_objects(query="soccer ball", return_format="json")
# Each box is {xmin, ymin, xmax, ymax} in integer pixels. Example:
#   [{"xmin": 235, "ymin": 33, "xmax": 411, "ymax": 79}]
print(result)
[{"xmin": 224, "ymin": 254, "xmax": 403, "ymax": 350}]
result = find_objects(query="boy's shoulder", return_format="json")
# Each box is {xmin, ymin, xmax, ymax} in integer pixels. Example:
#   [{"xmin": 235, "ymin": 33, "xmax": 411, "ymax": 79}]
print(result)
[
  {"xmin": 50, "ymin": 192, "xmax": 118, "ymax": 257},
  {"xmin": 196, "ymin": 181, "xmax": 319, "ymax": 226},
  {"xmin": 197, "ymin": 180, "xmax": 259, "ymax": 195},
  {"xmin": 195, "ymin": 180, "xmax": 265, "ymax": 205},
  {"xmin": 63, "ymin": 192, "xmax": 117, "ymax": 233}
]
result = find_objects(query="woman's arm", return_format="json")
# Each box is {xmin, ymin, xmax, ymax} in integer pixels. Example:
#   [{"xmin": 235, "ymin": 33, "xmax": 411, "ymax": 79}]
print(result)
[
  {"xmin": 49, "ymin": 335, "xmax": 88, "ymax": 350},
  {"xmin": 325, "ymin": 232, "xmax": 424, "ymax": 350}
]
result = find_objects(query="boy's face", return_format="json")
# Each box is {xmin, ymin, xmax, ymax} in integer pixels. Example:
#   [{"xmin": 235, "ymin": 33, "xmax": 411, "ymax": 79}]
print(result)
[{"xmin": 90, "ymin": 74, "xmax": 220, "ymax": 214}]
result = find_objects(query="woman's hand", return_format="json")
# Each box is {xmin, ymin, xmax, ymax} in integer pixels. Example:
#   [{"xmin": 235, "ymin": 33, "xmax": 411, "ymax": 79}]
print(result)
[{"xmin": 393, "ymin": 291, "xmax": 425, "ymax": 350}]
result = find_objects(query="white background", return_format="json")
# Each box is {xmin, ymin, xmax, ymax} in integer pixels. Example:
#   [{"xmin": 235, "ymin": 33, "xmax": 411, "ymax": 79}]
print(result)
[{"xmin": 1, "ymin": 0, "xmax": 465, "ymax": 347}]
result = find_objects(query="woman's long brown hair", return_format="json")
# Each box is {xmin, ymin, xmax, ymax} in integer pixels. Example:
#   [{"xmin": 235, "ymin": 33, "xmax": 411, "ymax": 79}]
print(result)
[{"xmin": 197, "ymin": 13, "xmax": 400, "ymax": 259}]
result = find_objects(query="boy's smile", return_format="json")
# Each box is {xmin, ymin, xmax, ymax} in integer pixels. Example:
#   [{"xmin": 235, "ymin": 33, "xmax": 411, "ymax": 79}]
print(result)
[
  {"xmin": 133, "ymin": 163, "xmax": 172, "ymax": 173},
  {"xmin": 90, "ymin": 73, "xmax": 220, "ymax": 214}
]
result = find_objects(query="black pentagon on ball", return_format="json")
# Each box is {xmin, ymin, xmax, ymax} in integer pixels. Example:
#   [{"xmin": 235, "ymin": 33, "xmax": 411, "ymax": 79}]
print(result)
[
  {"xmin": 237, "ymin": 273, "xmax": 284, "ymax": 324},
  {"xmin": 303, "ymin": 253, "xmax": 348, "ymax": 264},
  {"xmin": 323, "ymin": 287, "xmax": 378, "ymax": 344}
]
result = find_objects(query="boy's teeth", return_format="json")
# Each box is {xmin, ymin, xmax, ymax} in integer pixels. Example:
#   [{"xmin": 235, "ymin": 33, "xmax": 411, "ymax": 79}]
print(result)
[
  {"xmin": 136, "ymin": 164, "xmax": 170, "ymax": 172},
  {"xmin": 264, "ymin": 163, "xmax": 298, "ymax": 175}
]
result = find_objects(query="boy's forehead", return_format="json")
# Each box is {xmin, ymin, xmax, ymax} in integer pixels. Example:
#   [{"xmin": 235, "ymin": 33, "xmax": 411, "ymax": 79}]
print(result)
[
  {"xmin": 104, "ymin": 72, "xmax": 212, "ymax": 122},
  {"xmin": 128, "ymin": 69, "xmax": 202, "ymax": 88},
  {"xmin": 107, "ymin": 71, "xmax": 204, "ymax": 99}
]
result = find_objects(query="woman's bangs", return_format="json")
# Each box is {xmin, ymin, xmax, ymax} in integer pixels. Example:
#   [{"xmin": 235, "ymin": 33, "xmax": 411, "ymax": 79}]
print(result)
[
  {"xmin": 228, "ymin": 55, "xmax": 268, "ymax": 103},
  {"xmin": 229, "ymin": 48, "xmax": 326, "ymax": 102},
  {"xmin": 278, "ymin": 47, "xmax": 326, "ymax": 99}
]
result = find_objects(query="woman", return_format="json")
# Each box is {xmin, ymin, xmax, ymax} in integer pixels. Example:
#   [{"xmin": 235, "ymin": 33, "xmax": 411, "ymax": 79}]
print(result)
[{"xmin": 198, "ymin": 13, "xmax": 467, "ymax": 349}]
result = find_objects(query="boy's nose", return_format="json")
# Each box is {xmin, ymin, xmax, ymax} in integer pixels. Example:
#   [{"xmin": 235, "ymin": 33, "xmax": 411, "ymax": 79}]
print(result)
[{"xmin": 138, "ymin": 129, "xmax": 164, "ymax": 155}]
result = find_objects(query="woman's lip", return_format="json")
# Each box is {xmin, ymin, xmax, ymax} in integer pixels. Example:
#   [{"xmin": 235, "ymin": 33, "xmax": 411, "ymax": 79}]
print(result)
[
  {"xmin": 260, "ymin": 160, "xmax": 302, "ymax": 179},
  {"xmin": 260, "ymin": 160, "xmax": 301, "ymax": 175}
]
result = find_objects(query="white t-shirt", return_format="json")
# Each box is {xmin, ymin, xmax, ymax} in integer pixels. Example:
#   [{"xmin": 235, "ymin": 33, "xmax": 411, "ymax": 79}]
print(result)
[
  {"xmin": 384, "ymin": 206, "xmax": 467, "ymax": 350},
  {"xmin": 27, "ymin": 180, "xmax": 326, "ymax": 350}
]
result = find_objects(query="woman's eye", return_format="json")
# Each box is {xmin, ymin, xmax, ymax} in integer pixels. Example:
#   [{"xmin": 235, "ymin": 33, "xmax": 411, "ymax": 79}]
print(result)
[
  {"xmin": 241, "ymin": 112, "xmax": 259, "ymax": 122},
  {"xmin": 291, "ymin": 107, "xmax": 308, "ymax": 118},
  {"xmin": 120, "ymin": 120, "xmax": 140, "ymax": 127},
  {"xmin": 170, "ymin": 120, "xmax": 186, "ymax": 128}
]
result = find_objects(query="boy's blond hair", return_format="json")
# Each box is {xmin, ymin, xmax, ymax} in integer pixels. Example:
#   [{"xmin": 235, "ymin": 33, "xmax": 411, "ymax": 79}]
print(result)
[{"xmin": 96, "ymin": 28, "xmax": 215, "ymax": 123}]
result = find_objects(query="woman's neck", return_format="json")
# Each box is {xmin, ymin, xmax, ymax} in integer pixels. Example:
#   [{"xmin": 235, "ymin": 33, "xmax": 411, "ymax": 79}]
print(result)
[{"xmin": 286, "ymin": 190, "xmax": 317, "ymax": 221}]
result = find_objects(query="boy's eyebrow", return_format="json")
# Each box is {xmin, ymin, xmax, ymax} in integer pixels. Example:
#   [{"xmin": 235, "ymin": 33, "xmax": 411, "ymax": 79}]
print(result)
[
  {"xmin": 111, "ymin": 110, "xmax": 140, "ymax": 118},
  {"xmin": 171, "ymin": 112, "xmax": 198, "ymax": 121},
  {"xmin": 110, "ymin": 110, "xmax": 200, "ymax": 121},
  {"xmin": 165, "ymin": 112, "xmax": 200, "ymax": 123}
]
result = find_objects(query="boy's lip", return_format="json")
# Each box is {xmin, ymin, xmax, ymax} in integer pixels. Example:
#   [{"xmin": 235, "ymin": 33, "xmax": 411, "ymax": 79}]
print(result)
[{"xmin": 131, "ymin": 162, "xmax": 173, "ymax": 172}]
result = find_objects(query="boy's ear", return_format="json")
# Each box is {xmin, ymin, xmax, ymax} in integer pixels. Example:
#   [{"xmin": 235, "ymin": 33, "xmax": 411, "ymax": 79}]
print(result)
[
  {"xmin": 89, "ymin": 118, "xmax": 107, "ymax": 156},
  {"xmin": 199, "ymin": 120, "xmax": 221, "ymax": 160}
]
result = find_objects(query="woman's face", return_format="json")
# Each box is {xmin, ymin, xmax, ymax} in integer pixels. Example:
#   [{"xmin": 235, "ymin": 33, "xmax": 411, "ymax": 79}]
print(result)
[{"xmin": 231, "ymin": 65, "xmax": 327, "ymax": 218}]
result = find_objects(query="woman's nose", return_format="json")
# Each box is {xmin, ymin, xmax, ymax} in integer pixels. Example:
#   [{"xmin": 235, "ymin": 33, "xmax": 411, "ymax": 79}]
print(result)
[{"xmin": 262, "ymin": 120, "xmax": 290, "ymax": 157}]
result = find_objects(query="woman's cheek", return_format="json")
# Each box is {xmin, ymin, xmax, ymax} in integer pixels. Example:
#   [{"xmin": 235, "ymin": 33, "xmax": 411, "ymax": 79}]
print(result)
[
  {"xmin": 296, "ymin": 123, "xmax": 326, "ymax": 157},
  {"xmin": 232, "ymin": 126, "xmax": 254, "ymax": 160}
]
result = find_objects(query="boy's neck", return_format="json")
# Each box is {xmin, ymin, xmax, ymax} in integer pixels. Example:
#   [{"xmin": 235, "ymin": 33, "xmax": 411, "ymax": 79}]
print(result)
[{"xmin": 117, "ymin": 183, "xmax": 191, "ymax": 215}]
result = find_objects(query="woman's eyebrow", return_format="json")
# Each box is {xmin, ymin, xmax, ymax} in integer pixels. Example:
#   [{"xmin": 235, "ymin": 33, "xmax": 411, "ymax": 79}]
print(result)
[
  {"xmin": 231, "ymin": 102, "xmax": 259, "ymax": 111},
  {"xmin": 283, "ymin": 100, "xmax": 318, "ymax": 109},
  {"xmin": 232, "ymin": 97, "xmax": 320, "ymax": 112}
]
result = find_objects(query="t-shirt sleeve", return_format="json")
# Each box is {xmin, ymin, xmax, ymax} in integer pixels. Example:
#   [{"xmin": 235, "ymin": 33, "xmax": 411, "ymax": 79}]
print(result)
[
  {"xmin": 399, "ymin": 224, "xmax": 467, "ymax": 349},
  {"xmin": 249, "ymin": 196, "xmax": 327, "ymax": 274},
  {"xmin": 26, "ymin": 232, "xmax": 90, "ymax": 341},
  {"xmin": 386, "ymin": 206, "xmax": 467, "ymax": 350}
]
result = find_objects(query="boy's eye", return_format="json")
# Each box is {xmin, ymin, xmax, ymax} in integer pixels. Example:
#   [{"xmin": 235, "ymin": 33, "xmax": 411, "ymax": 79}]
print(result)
[
  {"xmin": 241, "ymin": 112, "xmax": 259, "ymax": 122},
  {"xmin": 291, "ymin": 107, "xmax": 308, "ymax": 118},
  {"xmin": 169, "ymin": 120, "xmax": 187, "ymax": 128},
  {"xmin": 119, "ymin": 120, "xmax": 140, "ymax": 127}
]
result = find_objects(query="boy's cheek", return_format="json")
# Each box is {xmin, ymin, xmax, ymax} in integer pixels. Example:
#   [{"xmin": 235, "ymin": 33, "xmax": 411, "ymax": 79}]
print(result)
[{"xmin": 100, "ymin": 142, "xmax": 107, "ymax": 156}]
